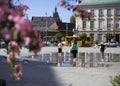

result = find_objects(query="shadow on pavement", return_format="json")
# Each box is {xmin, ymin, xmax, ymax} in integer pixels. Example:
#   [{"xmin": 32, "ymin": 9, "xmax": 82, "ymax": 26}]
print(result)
[{"xmin": 0, "ymin": 57, "xmax": 61, "ymax": 86}]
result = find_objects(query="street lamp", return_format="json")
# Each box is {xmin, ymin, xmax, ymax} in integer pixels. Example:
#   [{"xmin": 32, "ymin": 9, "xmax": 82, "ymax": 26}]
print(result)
[
  {"xmin": 66, "ymin": 24, "xmax": 68, "ymax": 36},
  {"xmin": 45, "ymin": 13, "xmax": 48, "ymax": 44}
]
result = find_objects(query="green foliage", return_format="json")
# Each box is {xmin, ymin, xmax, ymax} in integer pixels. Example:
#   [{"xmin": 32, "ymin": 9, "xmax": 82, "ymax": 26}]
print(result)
[
  {"xmin": 111, "ymin": 74, "xmax": 120, "ymax": 86},
  {"xmin": 79, "ymin": 33, "xmax": 87, "ymax": 41},
  {"xmin": 78, "ymin": 33, "xmax": 87, "ymax": 46},
  {"xmin": 70, "ymin": 15, "xmax": 75, "ymax": 24},
  {"xmin": 104, "ymin": 33, "xmax": 114, "ymax": 42},
  {"xmin": 55, "ymin": 33, "xmax": 63, "ymax": 41}
]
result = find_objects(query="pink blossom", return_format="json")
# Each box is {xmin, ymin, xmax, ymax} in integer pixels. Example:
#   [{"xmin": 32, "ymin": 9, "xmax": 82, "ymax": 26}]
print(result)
[
  {"xmin": 24, "ymin": 37, "xmax": 31, "ymax": 46},
  {"xmin": 20, "ymin": 5, "xmax": 29, "ymax": 11},
  {"xmin": 76, "ymin": 5, "xmax": 81, "ymax": 12},
  {"xmin": 32, "ymin": 38, "xmax": 43, "ymax": 54},
  {"xmin": 58, "ymin": 1, "xmax": 66, "ymax": 6},
  {"xmin": 0, "ymin": 8, "xmax": 4, "ymax": 19},
  {"xmin": 15, "ymin": 64, "xmax": 22, "ymax": 70},
  {"xmin": 0, "ymin": 0, "xmax": 48, "ymax": 80},
  {"xmin": 83, "ymin": 10, "xmax": 92, "ymax": 18},
  {"xmin": 12, "ymin": 64, "xmax": 22, "ymax": 80},
  {"xmin": 14, "ymin": 18, "xmax": 33, "ymax": 34},
  {"xmin": 9, "ymin": 41, "xmax": 18, "ymax": 47},
  {"xmin": 0, "ymin": 0, "xmax": 9, "ymax": 4},
  {"xmin": 8, "ymin": 41, "xmax": 20, "ymax": 54},
  {"xmin": 7, "ymin": 52, "xmax": 13, "ymax": 63},
  {"xmin": 13, "ymin": 72, "xmax": 22, "ymax": 80},
  {"xmin": 87, "ymin": 9, "xmax": 91, "ymax": 13},
  {"xmin": 1, "ymin": 28, "xmax": 12, "ymax": 41},
  {"xmin": 67, "ymin": 5, "xmax": 74, "ymax": 11}
]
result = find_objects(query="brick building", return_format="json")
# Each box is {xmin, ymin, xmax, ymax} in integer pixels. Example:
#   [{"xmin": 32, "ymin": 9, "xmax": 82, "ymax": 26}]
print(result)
[{"xmin": 32, "ymin": 7, "xmax": 75, "ymax": 43}]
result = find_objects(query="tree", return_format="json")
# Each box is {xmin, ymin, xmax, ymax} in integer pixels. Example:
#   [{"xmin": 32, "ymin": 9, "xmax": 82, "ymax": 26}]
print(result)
[
  {"xmin": 79, "ymin": 33, "xmax": 87, "ymax": 46},
  {"xmin": 104, "ymin": 33, "xmax": 114, "ymax": 42},
  {"xmin": 111, "ymin": 74, "xmax": 120, "ymax": 86},
  {"xmin": 55, "ymin": 33, "xmax": 63, "ymax": 42},
  {"xmin": 58, "ymin": 0, "xmax": 92, "ymax": 19},
  {"xmin": 70, "ymin": 15, "xmax": 75, "ymax": 24},
  {"xmin": 0, "ymin": 0, "xmax": 43, "ymax": 80}
]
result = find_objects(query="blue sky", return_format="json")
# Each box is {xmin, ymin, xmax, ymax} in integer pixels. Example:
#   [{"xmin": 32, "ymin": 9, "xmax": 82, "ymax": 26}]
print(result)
[{"xmin": 20, "ymin": 0, "xmax": 75, "ymax": 22}]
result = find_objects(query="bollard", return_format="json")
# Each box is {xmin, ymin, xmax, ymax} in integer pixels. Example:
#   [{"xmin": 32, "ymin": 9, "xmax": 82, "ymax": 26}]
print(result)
[{"xmin": 0, "ymin": 80, "xmax": 6, "ymax": 86}]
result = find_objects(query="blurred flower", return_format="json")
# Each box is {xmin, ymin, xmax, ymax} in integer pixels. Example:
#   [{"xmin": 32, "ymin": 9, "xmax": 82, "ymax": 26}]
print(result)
[
  {"xmin": 1, "ymin": 28, "xmax": 12, "ymax": 41},
  {"xmin": 58, "ymin": 0, "xmax": 66, "ymax": 6},
  {"xmin": 59, "ymin": 0, "xmax": 92, "ymax": 18},
  {"xmin": 6, "ymin": 52, "xmax": 13, "ymax": 63},
  {"xmin": 0, "ymin": 0, "xmax": 43, "ymax": 80}
]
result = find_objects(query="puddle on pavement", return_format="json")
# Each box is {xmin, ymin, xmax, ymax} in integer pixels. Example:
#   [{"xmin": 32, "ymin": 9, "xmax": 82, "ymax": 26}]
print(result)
[{"xmin": 23, "ymin": 52, "xmax": 120, "ymax": 67}]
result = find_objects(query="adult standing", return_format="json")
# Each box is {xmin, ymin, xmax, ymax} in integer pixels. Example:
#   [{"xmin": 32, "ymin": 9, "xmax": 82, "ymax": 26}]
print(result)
[
  {"xmin": 57, "ymin": 41, "xmax": 62, "ymax": 66},
  {"xmin": 71, "ymin": 39, "xmax": 78, "ymax": 66},
  {"xmin": 100, "ymin": 42, "xmax": 106, "ymax": 62}
]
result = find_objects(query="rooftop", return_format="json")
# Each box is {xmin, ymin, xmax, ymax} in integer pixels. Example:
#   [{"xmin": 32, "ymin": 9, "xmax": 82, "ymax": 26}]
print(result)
[{"xmin": 80, "ymin": 0, "xmax": 120, "ymax": 5}]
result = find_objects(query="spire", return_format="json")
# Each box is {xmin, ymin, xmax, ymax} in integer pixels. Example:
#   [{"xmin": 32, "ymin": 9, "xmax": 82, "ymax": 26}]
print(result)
[
  {"xmin": 53, "ymin": 6, "xmax": 61, "ymax": 22},
  {"xmin": 55, "ymin": 6, "xmax": 57, "ymax": 12}
]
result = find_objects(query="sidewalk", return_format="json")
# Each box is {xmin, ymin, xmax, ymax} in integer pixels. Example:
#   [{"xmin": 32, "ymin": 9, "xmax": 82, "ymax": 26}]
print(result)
[{"xmin": 0, "ymin": 60, "xmax": 120, "ymax": 86}]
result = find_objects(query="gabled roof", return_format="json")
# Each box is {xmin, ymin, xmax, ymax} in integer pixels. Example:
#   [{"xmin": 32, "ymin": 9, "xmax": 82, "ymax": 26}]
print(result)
[
  {"xmin": 50, "ymin": 22, "xmax": 75, "ymax": 31},
  {"xmin": 80, "ymin": 0, "xmax": 120, "ymax": 5},
  {"xmin": 32, "ymin": 16, "xmax": 56, "ymax": 27},
  {"xmin": 33, "ymin": 26, "xmax": 58, "ymax": 32},
  {"xmin": 49, "ymin": 22, "xmax": 59, "ymax": 30}
]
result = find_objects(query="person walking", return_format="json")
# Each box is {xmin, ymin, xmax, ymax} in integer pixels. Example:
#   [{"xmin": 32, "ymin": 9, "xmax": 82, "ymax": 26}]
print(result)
[
  {"xmin": 100, "ymin": 42, "xmax": 106, "ymax": 62},
  {"xmin": 70, "ymin": 39, "xmax": 78, "ymax": 66},
  {"xmin": 57, "ymin": 41, "xmax": 62, "ymax": 66}
]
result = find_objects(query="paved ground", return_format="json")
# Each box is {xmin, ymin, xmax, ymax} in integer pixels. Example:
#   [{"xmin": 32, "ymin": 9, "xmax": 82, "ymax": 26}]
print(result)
[
  {"xmin": 0, "ymin": 47, "xmax": 120, "ymax": 86},
  {"xmin": 0, "ymin": 59, "xmax": 120, "ymax": 86},
  {"xmin": 0, "ymin": 47, "xmax": 120, "ymax": 56}
]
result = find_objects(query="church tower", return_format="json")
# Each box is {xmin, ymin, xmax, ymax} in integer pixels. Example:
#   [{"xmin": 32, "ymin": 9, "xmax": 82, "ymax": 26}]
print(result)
[{"xmin": 53, "ymin": 7, "xmax": 61, "ymax": 22}]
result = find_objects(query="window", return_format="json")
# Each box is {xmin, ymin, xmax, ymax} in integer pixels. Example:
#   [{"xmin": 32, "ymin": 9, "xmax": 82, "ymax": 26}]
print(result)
[
  {"xmin": 99, "ymin": 9, "xmax": 103, "ymax": 16},
  {"xmin": 107, "ymin": 19, "xmax": 112, "ymax": 28},
  {"xmin": 90, "ymin": 21, "xmax": 94, "ymax": 28},
  {"xmin": 82, "ymin": 21, "xmax": 86, "ymax": 28},
  {"xmin": 98, "ymin": 34, "xmax": 102, "ymax": 41},
  {"xmin": 98, "ymin": 20, "xmax": 103, "ymax": 29},
  {"xmin": 91, "ymin": 9, "xmax": 94, "ymax": 16},
  {"xmin": 116, "ymin": 8, "xmax": 120, "ymax": 15},
  {"xmin": 90, "ymin": 34, "xmax": 94, "ymax": 41},
  {"xmin": 116, "ymin": 19, "xmax": 120, "ymax": 29},
  {"xmin": 107, "ymin": 9, "xmax": 112, "ymax": 16}
]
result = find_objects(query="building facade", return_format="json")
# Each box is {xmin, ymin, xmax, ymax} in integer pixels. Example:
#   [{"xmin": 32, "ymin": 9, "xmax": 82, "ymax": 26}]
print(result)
[
  {"xmin": 32, "ymin": 7, "xmax": 75, "ymax": 43},
  {"xmin": 76, "ymin": 0, "xmax": 120, "ymax": 43}
]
